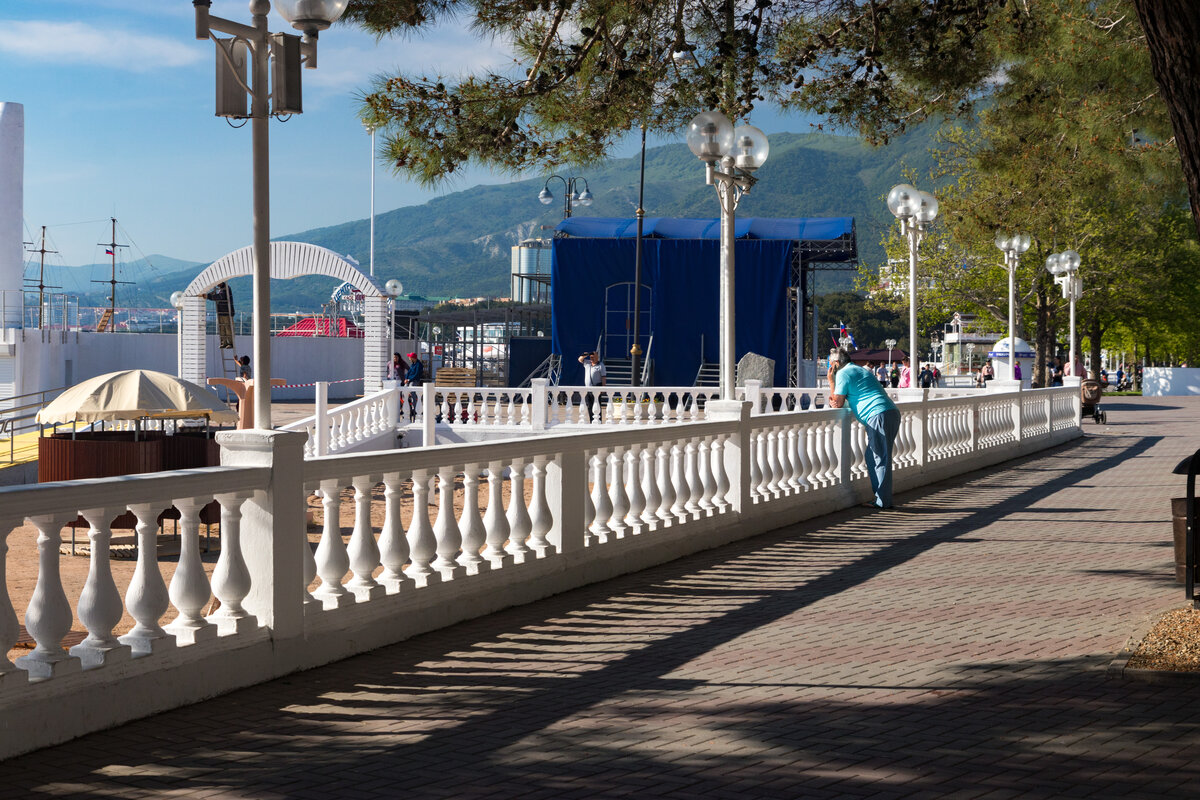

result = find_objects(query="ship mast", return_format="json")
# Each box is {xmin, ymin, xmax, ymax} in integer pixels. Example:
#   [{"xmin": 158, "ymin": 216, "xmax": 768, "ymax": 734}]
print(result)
[
  {"xmin": 94, "ymin": 217, "xmax": 132, "ymax": 329},
  {"xmin": 23, "ymin": 226, "xmax": 60, "ymax": 328}
]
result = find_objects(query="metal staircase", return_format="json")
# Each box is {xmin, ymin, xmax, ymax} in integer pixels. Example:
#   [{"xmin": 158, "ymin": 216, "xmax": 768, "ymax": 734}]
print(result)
[{"xmin": 693, "ymin": 361, "xmax": 719, "ymax": 387}]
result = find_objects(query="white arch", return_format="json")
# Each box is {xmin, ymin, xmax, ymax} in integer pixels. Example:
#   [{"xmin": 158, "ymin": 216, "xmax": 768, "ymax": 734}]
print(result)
[{"xmin": 178, "ymin": 242, "xmax": 389, "ymax": 394}]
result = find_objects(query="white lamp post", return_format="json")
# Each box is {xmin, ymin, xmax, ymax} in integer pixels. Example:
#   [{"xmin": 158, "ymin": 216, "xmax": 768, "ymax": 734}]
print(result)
[
  {"xmin": 994, "ymin": 231, "xmax": 1032, "ymax": 381},
  {"xmin": 884, "ymin": 338, "xmax": 897, "ymax": 370},
  {"xmin": 193, "ymin": 0, "xmax": 347, "ymax": 429},
  {"xmin": 685, "ymin": 111, "xmax": 769, "ymax": 400},
  {"xmin": 1046, "ymin": 250, "xmax": 1082, "ymax": 378},
  {"xmin": 966, "ymin": 342, "xmax": 976, "ymax": 374},
  {"xmin": 887, "ymin": 184, "xmax": 938, "ymax": 369}
]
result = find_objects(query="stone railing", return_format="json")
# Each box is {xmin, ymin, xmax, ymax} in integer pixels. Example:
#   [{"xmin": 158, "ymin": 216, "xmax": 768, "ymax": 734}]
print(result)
[
  {"xmin": 281, "ymin": 382, "xmax": 402, "ymax": 457},
  {"xmin": 0, "ymin": 385, "xmax": 1082, "ymax": 758}
]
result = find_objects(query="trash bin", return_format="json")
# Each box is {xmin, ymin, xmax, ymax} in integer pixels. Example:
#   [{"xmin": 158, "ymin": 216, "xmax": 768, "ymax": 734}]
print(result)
[
  {"xmin": 1173, "ymin": 448, "xmax": 1200, "ymax": 603},
  {"xmin": 1173, "ymin": 497, "xmax": 1189, "ymax": 584}
]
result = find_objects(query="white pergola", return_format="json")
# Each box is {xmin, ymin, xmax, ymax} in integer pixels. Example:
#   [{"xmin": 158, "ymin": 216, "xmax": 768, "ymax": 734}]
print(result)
[{"xmin": 178, "ymin": 241, "xmax": 389, "ymax": 394}]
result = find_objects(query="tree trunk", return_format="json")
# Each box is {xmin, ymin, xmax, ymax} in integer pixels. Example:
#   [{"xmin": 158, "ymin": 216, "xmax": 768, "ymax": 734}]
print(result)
[
  {"xmin": 1034, "ymin": 288, "xmax": 1052, "ymax": 387},
  {"xmin": 1088, "ymin": 315, "xmax": 1104, "ymax": 381},
  {"xmin": 1132, "ymin": 1, "xmax": 1200, "ymax": 238}
]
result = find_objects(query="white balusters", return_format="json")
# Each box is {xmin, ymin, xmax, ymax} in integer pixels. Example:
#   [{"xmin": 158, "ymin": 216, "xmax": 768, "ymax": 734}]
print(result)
[
  {"xmin": 669, "ymin": 443, "xmax": 687, "ymax": 519},
  {"xmin": 712, "ymin": 435, "xmax": 731, "ymax": 509},
  {"xmin": 208, "ymin": 492, "xmax": 256, "ymax": 634},
  {"xmin": 656, "ymin": 443, "xmax": 676, "ymax": 523},
  {"xmin": 624, "ymin": 447, "xmax": 646, "ymax": 531},
  {"xmin": 698, "ymin": 438, "xmax": 717, "ymax": 511},
  {"xmin": 608, "ymin": 447, "xmax": 629, "ymax": 537},
  {"xmin": 751, "ymin": 430, "xmax": 767, "ymax": 497},
  {"xmin": 313, "ymin": 480, "xmax": 353, "ymax": 607},
  {"xmin": 405, "ymin": 469, "xmax": 438, "ymax": 585},
  {"xmin": 458, "ymin": 463, "xmax": 489, "ymax": 573},
  {"xmin": 786, "ymin": 428, "xmax": 805, "ymax": 490},
  {"xmin": 431, "ymin": 467, "xmax": 463, "ymax": 580},
  {"xmin": 166, "ymin": 498, "xmax": 217, "ymax": 645},
  {"xmin": 528, "ymin": 456, "xmax": 555, "ymax": 556},
  {"xmin": 346, "ymin": 476, "xmax": 385, "ymax": 600},
  {"xmin": 0, "ymin": 518, "xmax": 20, "ymax": 683},
  {"xmin": 590, "ymin": 449, "xmax": 614, "ymax": 541},
  {"xmin": 640, "ymin": 445, "xmax": 661, "ymax": 525},
  {"xmin": 16, "ymin": 513, "xmax": 81, "ymax": 679},
  {"xmin": 765, "ymin": 430, "xmax": 782, "ymax": 496},
  {"xmin": 120, "ymin": 504, "xmax": 175, "ymax": 656},
  {"xmin": 506, "ymin": 459, "xmax": 532, "ymax": 561},
  {"xmin": 68, "ymin": 508, "xmax": 131, "ymax": 668},
  {"xmin": 482, "ymin": 461, "xmax": 512, "ymax": 567},
  {"xmin": 378, "ymin": 472, "xmax": 411, "ymax": 592},
  {"xmin": 684, "ymin": 439, "xmax": 702, "ymax": 514}
]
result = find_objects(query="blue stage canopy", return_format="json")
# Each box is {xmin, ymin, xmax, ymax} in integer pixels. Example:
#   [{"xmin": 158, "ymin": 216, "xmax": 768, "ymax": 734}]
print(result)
[{"xmin": 555, "ymin": 216, "xmax": 857, "ymax": 262}]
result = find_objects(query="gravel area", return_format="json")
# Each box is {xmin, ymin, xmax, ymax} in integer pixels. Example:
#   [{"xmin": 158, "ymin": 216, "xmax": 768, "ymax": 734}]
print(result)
[{"xmin": 1127, "ymin": 606, "xmax": 1200, "ymax": 671}]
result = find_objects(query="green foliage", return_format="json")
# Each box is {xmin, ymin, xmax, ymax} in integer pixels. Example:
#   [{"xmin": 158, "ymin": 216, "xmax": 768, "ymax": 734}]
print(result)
[{"xmin": 814, "ymin": 290, "xmax": 904, "ymax": 351}]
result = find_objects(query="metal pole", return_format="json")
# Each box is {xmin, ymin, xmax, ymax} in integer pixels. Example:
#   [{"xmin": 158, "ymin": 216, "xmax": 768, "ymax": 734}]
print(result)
[
  {"xmin": 369, "ymin": 127, "xmax": 375, "ymax": 277},
  {"xmin": 908, "ymin": 225, "xmax": 918, "ymax": 371},
  {"xmin": 718, "ymin": 163, "xmax": 736, "ymax": 401},
  {"xmin": 251, "ymin": 3, "xmax": 272, "ymax": 430},
  {"xmin": 1068, "ymin": 275, "xmax": 1077, "ymax": 377},
  {"xmin": 1007, "ymin": 253, "xmax": 1015, "ymax": 381},
  {"xmin": 630, "ymin": 125, "xmax": 646, "ymax": 387}
]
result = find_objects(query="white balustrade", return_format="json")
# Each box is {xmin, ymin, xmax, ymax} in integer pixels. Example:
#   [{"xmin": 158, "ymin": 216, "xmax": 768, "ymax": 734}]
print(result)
[{"xmin": 0, "ymin": 386, "xmax": 1083, "ymax": 761}]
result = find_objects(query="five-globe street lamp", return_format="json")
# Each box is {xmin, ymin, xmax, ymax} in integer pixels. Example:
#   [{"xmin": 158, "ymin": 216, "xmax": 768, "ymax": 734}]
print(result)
[
  {"xmin": 685, "ymin": 111, "xmax": 769, "ymax": 400},
  {"xmin": 538, "ymin": 175, "xmax": 593, "ymax": 220},
  {"xmin": 887, "ymin": 184, "xmax": 939, "ymax": 372},
  {"xmin": 193, "ymin": 0, "xmax": 348, "ymax": 429},
  {"xmin": 1046, "ymin": 250, "xmax": 1082, "ymax": 378},
  {"xmin": 994, "ymin": 232, "xmax": 1032, "ymax": 381}
]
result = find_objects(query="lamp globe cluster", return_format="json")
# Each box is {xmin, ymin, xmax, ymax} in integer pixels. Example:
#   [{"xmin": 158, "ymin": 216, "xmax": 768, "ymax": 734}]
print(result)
[
  {"xmin": 274, "ymin": 0, "xmax": 349, "ymax": 33},
  {"xmin": 887, "ymin": 184, "xmax": 938, "ymax": 224},
  {"xmin": 995, "ymin": 232, "xmax": 1032, "ymax": 255},
  {"xmin": 686, "ymin": 111, "xmax": 769, "ymax": 171}
]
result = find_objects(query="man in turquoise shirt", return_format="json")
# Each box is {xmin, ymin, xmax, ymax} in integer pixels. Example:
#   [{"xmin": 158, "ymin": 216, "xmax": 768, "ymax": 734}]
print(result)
[{"xmin": 827, "ymin": 348, "xmax": 901, "ymax": 508}]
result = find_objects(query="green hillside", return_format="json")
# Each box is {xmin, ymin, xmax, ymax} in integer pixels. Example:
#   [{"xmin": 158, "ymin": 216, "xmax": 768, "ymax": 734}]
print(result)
[{"xmin": 57, "ymin": 126, "xmax": 936, "ymax": 310}]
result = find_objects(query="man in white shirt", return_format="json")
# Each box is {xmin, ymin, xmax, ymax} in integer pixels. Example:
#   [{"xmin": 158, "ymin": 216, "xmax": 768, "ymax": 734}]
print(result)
[{"xmin": 579, "ymin": 351, "xmax": 606, "ymax": 422}]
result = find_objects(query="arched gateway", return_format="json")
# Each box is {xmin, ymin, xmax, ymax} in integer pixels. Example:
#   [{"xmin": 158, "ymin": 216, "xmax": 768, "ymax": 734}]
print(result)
[{"xmin": 177, "ymin": 241, "xmax": 389, "ymax": 393}]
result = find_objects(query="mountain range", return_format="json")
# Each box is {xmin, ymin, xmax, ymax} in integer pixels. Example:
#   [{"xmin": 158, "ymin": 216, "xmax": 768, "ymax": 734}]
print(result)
[{"xmin": 34, "ymin": 126, "xmax": 937, "ymax": 311}]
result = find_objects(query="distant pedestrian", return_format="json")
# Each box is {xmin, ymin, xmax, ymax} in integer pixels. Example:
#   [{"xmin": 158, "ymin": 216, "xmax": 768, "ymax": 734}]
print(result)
[
  {"xmin": 388, "ymin": 352, "xmax": 408, "ymax": 381},
  {"xmin": 579, "ymin": 351, "xmax": 606, "ymax": 422},
  {"xmin": 236, "ymin": 355, "xmax": 251, "ymax": 380},
  {"xmin": 898, "ymin": 357, "xmax": 912, "ymax": 388},
  {"xmin": 875, "ymin": 362, "xmax": 888, "ymax": 385},
  {"xmin": 889, "ymin": 363, "xmax": 900, "ymax": 388},
  {"xmin": 918, "ymin": 364, "xmax": 934, "ymax": 389},
  {"xmin": 1014, "ymin": 361, "xmax": 1023, "ymax": 382}
]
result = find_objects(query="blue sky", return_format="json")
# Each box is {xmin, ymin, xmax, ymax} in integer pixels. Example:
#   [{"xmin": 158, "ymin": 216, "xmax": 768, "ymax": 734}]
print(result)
[{"xmin": 2, "ymin": 0, "xmax": 813, "ymax": 271}]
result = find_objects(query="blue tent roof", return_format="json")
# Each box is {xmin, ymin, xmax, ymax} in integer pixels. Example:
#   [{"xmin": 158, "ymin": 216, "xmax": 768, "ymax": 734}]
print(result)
[{"xmin": 555, "ymin": 216, "xmax": 857, "ymax": 262}]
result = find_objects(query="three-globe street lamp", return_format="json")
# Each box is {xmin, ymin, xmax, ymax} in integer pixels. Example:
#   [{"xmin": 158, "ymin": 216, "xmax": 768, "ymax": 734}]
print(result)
[
  {"xmin": 994, "ymin": 232, "xmax": 1032, "ymax": 382},
  {"xmin": 1046, "ymin": 250, "xmax": 1082, "ymax": 378},
  {"xmin": 886, "ymin": 185, "xmax": 939, "ymax": 373},
  {"xmin": 193, "ymin": 0, "xmax": 347, "ymax": 429},
  {"xmin": 685, "ymin": 111, "xmax": 769, "ymax": 400},
  {"xmin": 885, "ymin": 338, "xmax": 897, "ymax": 371},
  {"xmin": 539, "ymin": 175, "xmax": 593, "ymax": 220}
]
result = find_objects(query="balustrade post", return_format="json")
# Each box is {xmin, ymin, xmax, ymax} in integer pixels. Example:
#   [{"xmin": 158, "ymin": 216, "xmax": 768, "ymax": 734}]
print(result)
[
  {"xmin": 745, "ymin": 380, "xmax": 762, "ymax": 416},
  {"xmin": 422, "ymin": 382, "xmax": 436, "ymax": 446},
  {"xmin": 547, "ymin": 448, "xmax": 586, "ymax": 554},
  {"xmin": 313, "ymin": 479, "xmax": 353, "ymax": 608},
  {"xmin": 405, "ymin": 469, "xmax": 439, "ymax": 585},
  {"xmin": 314, "ymin": 381, "xmax": 329, "ymax": 457},
  {"xmin": 0, "ymin": 517, "xmax": 23, "ymax": 685},
  {"xmin": 15, "ymin": 513, "xmax": 82, "ymax": 678},
  {"xmin": 969, "ymin": 398, "xmax": 980, "ymax": 453},
  {"xmin": 167, "ymin": 497, "xmax": 218, "ymax": 645},
  {"xmin": 528, "ymin": 456, "xmax": 555, "ymax": 556},
  {"xmin": 432, "ymin": 467, "xmax": 464, "ymax": 580},
  {"xmin": 705, "ymin": 399, "xmax": 752, "ymax": 514},
  {"xmin": 71, "ymin": 507, "xmax": 132, "ymax": 668},
  {"xmin": 378, "ymin": 472, "xmax": 412, "ymax": 591},
  {"xmin": 1044, "ymin": 392, "xmax": 1053, "ymax": 436},
  {"xmin": 216, "ymin": 429, "xmax": 309, "ymax": 638},
  {"xmin": 531, "ymin": 379, "xmax": 549, "ymax": 431},
  {"xmin": 209, "ymin": 491, "xmax": 257, "ymax": 634},
  {"xmin": 506, "ymin": 459, "xmax": 533, "ymax": 561},
  {"xmin": 119, "ymin": 504, "xmax": 175, "ymax": 656},
  {"xmin": 482, "ymin": 461, "xmax": 512, "ymax": 567},
  {"xmin": 1012, "ymin": 384, "xmax": 1025, "ymax": 443},
  {"xmin": 347, "ymin": 476, "xmax": 386, "ymax": 600},
  {"xmin": 839, "ymin": 411, "xmax": 853, "ymax": 487},
  {"xmin": 916, "ymin": 389, "xmax": 930, "ymax": 468},
  {"xmin": 458, "ymin": 464, "xmax": 489, "ymax": 574}
]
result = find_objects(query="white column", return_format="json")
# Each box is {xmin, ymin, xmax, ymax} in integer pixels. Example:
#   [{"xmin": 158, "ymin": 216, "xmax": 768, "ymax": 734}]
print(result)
[
  {"xmin": 378, "ymin": 472, "xmax": 411, "ymax": 591},
  {"xmin": 314, "ymin": 479, "xmax": 353, "ymax": 608},
  {"xmin": 120, "ymin": 504, "xmax": 175, "ymax": 656},
  {"xmin": 482, "ymin": 461, "xmax": 512, "ymax": 567}
]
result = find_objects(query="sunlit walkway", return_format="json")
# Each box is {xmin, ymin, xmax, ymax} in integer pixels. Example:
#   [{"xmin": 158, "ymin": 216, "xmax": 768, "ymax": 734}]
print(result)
[{"xmin": 2, "ymin": 397, "xmax": 1197, "ymax": 798}]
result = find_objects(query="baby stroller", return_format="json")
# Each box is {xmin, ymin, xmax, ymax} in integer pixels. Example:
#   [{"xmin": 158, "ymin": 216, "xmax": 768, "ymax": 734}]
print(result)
[{"xmin": 1080, "ymin": 379, "xmax": 1106, "ymax": 424}]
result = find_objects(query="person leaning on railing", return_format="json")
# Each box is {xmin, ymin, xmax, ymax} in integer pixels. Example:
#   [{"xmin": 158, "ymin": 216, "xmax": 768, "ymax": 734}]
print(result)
[{"xmin": 827, "ymin": 348, "xmax": 901, "ymax": 509}]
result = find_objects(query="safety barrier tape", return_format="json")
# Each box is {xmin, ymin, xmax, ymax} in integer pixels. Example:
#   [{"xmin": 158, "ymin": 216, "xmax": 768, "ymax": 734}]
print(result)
[{"xmin": 278, "ymin": 377, "xmax": 365, "ymax": 389}]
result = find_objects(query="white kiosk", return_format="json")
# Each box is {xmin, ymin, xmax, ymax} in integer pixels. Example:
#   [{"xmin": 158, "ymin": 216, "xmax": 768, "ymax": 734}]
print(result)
[{"xmin": 988, "ymin": 336, "xmax": 1035, "ymax": 388}]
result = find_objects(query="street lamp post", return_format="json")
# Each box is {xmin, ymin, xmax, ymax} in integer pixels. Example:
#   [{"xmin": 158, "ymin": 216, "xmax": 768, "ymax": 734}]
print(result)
[
  {"xmin": 994, "ymin": 232, "xmax": 1032, "ymax": 381},
  {"xmin": 685, "ymin": 111, "xmax": 769, "ymax": 400},
  {"xmin": 193, "ymin": 0, "xmax": 347, "ymax": 430},
  {"xmin": 887, "ymin": 184, "xmax": 939, "ymax": 370},
  {"xmin": 538, "ymin": 175, "xmax": 593, "ymax": 220},
  {"xmin": 966, "ymin": 342, "xmax": 976, "ymax": 374},
  {"xmin": 1046, "ymin": 250, "xmax": 1082, "ymax": 378},
  {"xmin": 885, "ymin": 338, "xmax": 897, "ymax": 370}
]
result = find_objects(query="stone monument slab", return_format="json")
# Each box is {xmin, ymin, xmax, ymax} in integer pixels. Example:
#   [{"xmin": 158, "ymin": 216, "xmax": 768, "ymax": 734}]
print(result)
[{"xmin": 736, "ymin": 352, "xmax": 775, "ymax": 388}]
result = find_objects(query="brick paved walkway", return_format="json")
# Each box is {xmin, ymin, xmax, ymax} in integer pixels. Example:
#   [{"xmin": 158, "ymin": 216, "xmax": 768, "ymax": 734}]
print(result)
[{"xmin": 3, "ymin": 396, "xmax": 1198, "ymax": 799}]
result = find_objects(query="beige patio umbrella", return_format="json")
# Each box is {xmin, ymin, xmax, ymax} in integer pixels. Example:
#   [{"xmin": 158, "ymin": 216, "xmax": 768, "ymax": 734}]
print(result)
[{"xmin": 37, "ymin": 369, "xmax": 237, "ymax": 425}]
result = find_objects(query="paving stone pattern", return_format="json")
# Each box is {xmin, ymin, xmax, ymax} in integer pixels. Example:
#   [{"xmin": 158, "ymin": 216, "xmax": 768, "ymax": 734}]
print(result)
[{"xmin": 2, "ymin": 397, "xmax": 1198, "ymax": 799}]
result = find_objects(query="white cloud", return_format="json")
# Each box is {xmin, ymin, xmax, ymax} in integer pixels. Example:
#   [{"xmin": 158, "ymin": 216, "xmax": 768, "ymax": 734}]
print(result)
[{"xmin": 0, "ymin": 20, "xmax": 202, "ymax": 71}]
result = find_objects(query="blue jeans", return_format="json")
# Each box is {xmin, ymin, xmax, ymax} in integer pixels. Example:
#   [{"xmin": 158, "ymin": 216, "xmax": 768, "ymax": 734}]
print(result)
[{"xmin": 863, "ymin": 408, "xmax": 901, "ymax": 508}]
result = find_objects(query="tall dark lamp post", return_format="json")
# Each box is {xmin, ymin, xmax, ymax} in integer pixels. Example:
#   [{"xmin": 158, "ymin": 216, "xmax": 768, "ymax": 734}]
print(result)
[
  {"xmin": 193, "ymin": 0, "xmax": 347, "ymax": 429},
  {"xmin": 539, "ymin": 175, "xmax": 592, "ymax": 219}
]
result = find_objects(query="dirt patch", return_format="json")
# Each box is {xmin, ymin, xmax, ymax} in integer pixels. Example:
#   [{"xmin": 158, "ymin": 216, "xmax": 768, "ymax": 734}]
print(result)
[{"xmin": 1126, "ymin": 606, "xmax": 1200, "ymax": 672}]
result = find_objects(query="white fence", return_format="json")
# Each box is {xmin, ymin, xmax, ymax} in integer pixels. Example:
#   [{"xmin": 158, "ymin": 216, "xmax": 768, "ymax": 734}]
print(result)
[{"xmin": 0, "ymin": 385, "xmax": 1082, "ymax": 759}]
